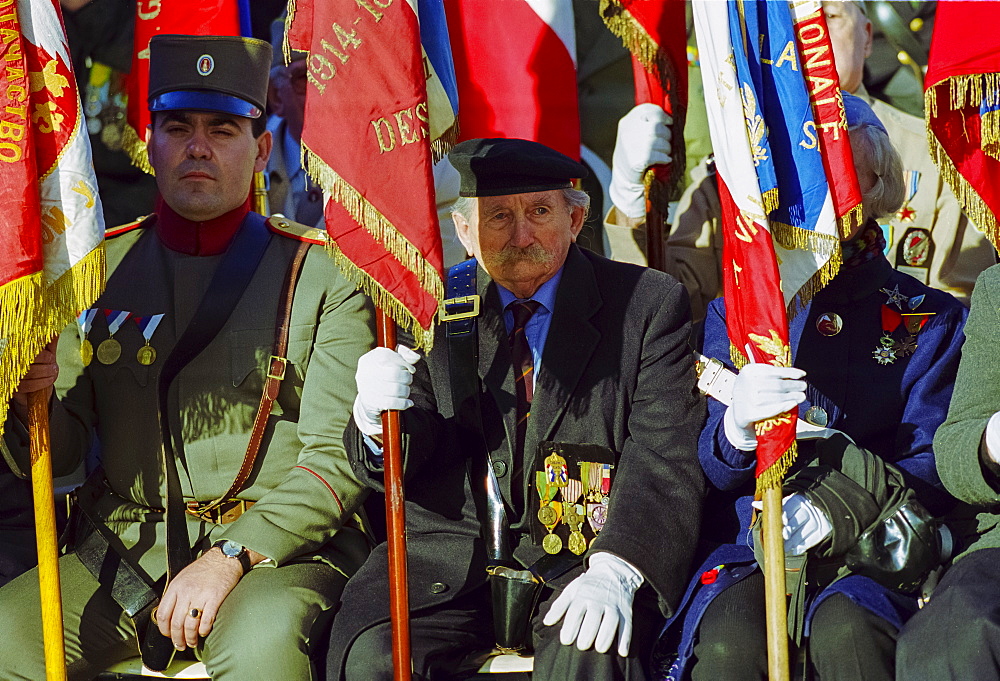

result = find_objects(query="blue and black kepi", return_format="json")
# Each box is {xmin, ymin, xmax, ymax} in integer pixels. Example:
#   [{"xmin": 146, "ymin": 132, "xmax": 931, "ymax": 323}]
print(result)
[{"xmin": 147, "ymin": 35, "xmax": 272, "ymax": 119}]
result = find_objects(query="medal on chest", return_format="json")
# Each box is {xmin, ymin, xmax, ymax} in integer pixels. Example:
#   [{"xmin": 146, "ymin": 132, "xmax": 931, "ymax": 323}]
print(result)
[
  {"xmin": 535, "ymin": 471, "xmax": 563, "ymax": 554},
  {"xmin": 133, "ymin": 314, "xmax": 165, "ymax": 365},
  {"xmin": 97, "ymin": 310, "xmax": 131, "ymax": 365},
  {"xmin": 895, "ymin": 171, "xmax": 921, "ymax": 223},
  {"xmin": 76, "ymin": 309, "xmax": 98, "ymax": 367}
]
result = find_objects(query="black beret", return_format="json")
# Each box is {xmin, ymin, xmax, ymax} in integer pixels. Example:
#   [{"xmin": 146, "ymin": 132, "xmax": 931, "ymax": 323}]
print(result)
[
  {"xmin": 449, "ymin": 138, "xmax": 588, "ymax": 197},
  {"xmin": 148, "ymin": 35, "xmax": 272, "ymax": 119}
]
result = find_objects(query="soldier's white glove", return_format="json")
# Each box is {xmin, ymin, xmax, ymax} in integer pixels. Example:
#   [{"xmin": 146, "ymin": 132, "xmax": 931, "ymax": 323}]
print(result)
[
  {"xmin": 352, "ymin": 345, "xmax": 420, "ymax": 437},
  {"xmin": 725, "ymin": 364, "xmax": 807, "ymax": 450},
  {"xmin": 610, "ymin": 103, "xmax": 673, "ymax": 218},
  {"xmin": 542, "ymin": 552, "xmax": 643, "ymax": 657},
  {"xmin": 983, "ymin": 411, "xmax": 1000, "ymax": 466},
  {"xmin": 753, "ymin": 493, "xmax": 832, "ymax": 556}
]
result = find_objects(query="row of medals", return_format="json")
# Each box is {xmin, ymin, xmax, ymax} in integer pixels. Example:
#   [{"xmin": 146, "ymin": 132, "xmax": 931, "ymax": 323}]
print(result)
[
  {"xmin": 814, "ymin": 284, "xmax": 930, "ymax": 367},
  {"xmin": 81, "ymin": 336, "xmax": 156, "ymax": 367},
  {"xmin": 537, "ymin": 454, "xmax": 609, "ymax": 556}
]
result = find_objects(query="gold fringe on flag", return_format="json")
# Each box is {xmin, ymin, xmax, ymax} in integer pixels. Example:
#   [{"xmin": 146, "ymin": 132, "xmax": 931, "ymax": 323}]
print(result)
[
  {"xmin": 837, "ymin": 204, "xmax": 863, "ymax": 240},
  {"xmin": 730, "ymin": 343, "xmax": 748, "ymax": 370},
  {"xmin": 756, "ymin": 440, "xmax": 798, "ymax": 494},
  {"xmin": 301, "ymin": 143, "xmax": 444, "ymax": 348},
  {"xmin": 761, "ymin": 188, "xmax": 779, "ymax": 217},
  {"xmin": 599, "ymin": 0, "xmax": 685, "ymax": 194},
  {"xmin": 430, "ymin": 120, "xmax": 459, "ymax": 165},
  {"xmin": 926, "ymin": 78, "xmax": 1000, "ymax": 251},
  {"xmin": 323, "ymin": 240, "xmax": 435, "ymax": 350},
  {"xmin": 599, "ymin": 0, "xmax": 674, "ymax": 87},
  {"xmin": 0, "ymin": 245, "xmax": 106, "ymax": 440},
  {"xmin": 121, "ymin": 123, "xmax": 153, "ymax": 175},
  {"xmin": 770, "ymin": 222, "xmax": 843, "ymax": 319},
  {"xmin": 283, "ymin": 0, "xmax": 298, "ymax": 67}
]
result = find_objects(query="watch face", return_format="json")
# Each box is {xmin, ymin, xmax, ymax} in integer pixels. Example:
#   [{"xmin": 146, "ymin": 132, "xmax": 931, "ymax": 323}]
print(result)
[{"xmin": 221, "ymin": 540, "xmax": 243, "ymax": 558}]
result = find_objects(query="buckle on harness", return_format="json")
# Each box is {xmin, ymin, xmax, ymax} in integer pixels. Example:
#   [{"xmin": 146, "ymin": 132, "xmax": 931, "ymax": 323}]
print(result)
[
  {"xmin": 267, "ymin": 356, "xmax": 288, "ymax": 381},
  {"xmin": 441, "ymin": 295, "xmax": 480, "ymax": 322}
]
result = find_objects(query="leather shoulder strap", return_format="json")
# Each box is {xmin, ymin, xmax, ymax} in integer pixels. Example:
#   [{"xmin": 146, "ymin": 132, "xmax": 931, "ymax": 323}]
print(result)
[
  {"xmin": 445, "ymin": 259, "xmax": 514, "ymax": 567},
  {"xmin": 191, "ymin": 239, "xmax": 312, "ymax": 517}
]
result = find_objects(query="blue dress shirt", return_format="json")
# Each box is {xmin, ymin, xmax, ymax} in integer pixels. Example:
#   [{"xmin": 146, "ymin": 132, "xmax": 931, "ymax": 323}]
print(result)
[{"xmin": 496, "ymin": 267, "xmax": 564, "ymax": 389}]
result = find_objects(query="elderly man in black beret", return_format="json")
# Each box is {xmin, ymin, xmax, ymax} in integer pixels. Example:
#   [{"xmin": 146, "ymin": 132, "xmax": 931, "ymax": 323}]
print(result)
[{"xmin": 326, "ymin": 138, "xmax": 705, "ymax": 680}]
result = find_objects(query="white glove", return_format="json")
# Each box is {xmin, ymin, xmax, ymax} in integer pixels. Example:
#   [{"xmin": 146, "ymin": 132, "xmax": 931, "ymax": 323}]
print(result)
[
  {"xmin": 352, "ymin": 345, "xmax": 420, "ymax": 437},
  {"xmin": 984, "ymin": 411, "xmax": 1000, "ymax": 466},
  {"xmin": 542, "ymin": 552, "xmax": 644, "ymax": 657},
  {"xmin": 725, "ymin": 364, "xmax": 807, "ymax": 449},
  {"xmin": 609, "ymin": 103, "xmax": 673, "ymax": 218},
  {"xmin": 752, "ymin": 493, "xmax": 832, "ymax": 555}
]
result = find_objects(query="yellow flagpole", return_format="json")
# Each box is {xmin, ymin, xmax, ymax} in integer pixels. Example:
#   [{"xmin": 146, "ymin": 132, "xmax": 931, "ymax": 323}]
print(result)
[
  {"xmin": 763, "ymin": 484, "xmax": 790, "ymax": 681},
  {"xmin": 29, "ymin": 389, "xmax": 67, "ymax": 681}
]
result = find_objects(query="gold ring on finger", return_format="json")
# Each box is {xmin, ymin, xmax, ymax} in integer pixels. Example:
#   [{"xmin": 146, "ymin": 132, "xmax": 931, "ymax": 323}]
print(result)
[{"xmin": 189, "ymin": 608, "xmax": 201, "ymax": 619}]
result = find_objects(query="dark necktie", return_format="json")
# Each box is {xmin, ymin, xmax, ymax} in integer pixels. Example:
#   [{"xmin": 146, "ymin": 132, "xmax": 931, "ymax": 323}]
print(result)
[{"xmin": 508, "ymin": 300, "xmax": 540, "ymax": 472}]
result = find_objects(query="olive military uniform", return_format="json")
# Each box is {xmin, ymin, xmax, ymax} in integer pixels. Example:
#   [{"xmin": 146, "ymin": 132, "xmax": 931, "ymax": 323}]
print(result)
[{"xmin": 0, "ymin": 213, "xmax": 373, "ymax": 680}]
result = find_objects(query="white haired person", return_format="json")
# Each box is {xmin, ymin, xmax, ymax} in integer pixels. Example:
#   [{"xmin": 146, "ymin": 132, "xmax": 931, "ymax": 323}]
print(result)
[{"xmin": 657, "ymin": 93, "xmax": 966, "ymax": 681}]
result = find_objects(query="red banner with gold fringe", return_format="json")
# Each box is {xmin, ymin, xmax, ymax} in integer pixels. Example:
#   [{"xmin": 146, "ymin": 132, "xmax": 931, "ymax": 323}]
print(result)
[
  {"xmin": 0, "ymin": 0, "xmax": 105, "ymax": 439},
  {"xmin": 289, "ymin": 0, "xmax": 444, "ymax": 348},
  {"xmin": 925, "ymin": 1, "xmax": 1000, "ymax": 251}
]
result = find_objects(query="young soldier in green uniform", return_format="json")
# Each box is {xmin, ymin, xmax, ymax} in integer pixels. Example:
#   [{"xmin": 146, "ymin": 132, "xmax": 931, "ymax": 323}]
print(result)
[{"xmin": 0, "ymin": 35, "xmax": 372, "ymax": 680}]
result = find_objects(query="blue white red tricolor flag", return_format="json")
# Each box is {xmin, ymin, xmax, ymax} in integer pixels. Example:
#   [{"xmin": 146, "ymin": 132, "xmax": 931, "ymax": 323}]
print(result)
[
  {"xmin": 445, "ymin": 0, "xmax": 580, "ymax": 160},
  {"xmin": 0, "ymin": 0, "xmax": 105, "ymax": 438},
  {"xmin": 694, "ymin": 0, "xmax": 862, "ymax": 490},
  {"xmin": 288, "ymin": 0, "xmax": 451, "ymax": 348}
]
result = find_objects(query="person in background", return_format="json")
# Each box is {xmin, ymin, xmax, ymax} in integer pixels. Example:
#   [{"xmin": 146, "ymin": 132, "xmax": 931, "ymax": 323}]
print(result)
[
  {"xmin": 657, "ymin": 93, "xmax": 965, "ymax": 681},
  {"xmin": 605, "ymin": 0, "xmax": 994, "ymax": 326},
  {"xmin": 897, "ymin": 259, "xmax": 1000, "ymax": 679}
]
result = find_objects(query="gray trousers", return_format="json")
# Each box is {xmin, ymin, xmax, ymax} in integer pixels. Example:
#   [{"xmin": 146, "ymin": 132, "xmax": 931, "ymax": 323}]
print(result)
[{"xmin": 0, "ymin": 552, "xmax": 344, "ymax": 680}]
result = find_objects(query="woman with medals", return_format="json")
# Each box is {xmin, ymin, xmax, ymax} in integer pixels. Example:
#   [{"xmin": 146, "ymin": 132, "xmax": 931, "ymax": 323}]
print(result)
[{"xmin": 659, "ymin": 94, "xmax": 967, "ymax": 681}]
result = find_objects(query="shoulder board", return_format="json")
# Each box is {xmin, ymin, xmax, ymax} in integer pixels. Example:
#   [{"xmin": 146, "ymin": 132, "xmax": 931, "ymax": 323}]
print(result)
[
  {"xmin": 105, "ymin": 214, "xmax": 154, "ymax": 238},
  {"xmin": 266, "ymin": 216, "xmax": 328, "ymax": 246}
]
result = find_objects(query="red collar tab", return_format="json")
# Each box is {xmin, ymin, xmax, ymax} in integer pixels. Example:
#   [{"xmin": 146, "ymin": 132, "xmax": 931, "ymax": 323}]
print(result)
[{"xmin": 155, "ymin": 196, "xmax": 252, "ymax": 255}]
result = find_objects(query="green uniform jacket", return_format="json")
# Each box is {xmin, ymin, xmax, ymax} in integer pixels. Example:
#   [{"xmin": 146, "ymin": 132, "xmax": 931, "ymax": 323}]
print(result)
[
  {"xmin": 2, "ymin": 213, "xmax": 373, "ymax": 580},
  {"xmin": 935, "ymin": 264, "xmax": 1000, "ymax": 559}
]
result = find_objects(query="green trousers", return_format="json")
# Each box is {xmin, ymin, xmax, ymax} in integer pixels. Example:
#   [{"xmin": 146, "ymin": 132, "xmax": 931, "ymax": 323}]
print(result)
[{"xmin": 0, "ymin": 552, "xmax": 344, "ymax": 680}]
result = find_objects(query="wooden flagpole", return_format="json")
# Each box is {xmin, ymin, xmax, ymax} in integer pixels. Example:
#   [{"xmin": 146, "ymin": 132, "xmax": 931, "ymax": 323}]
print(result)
[
  {"xmin": 763, "ymin": 484, "xmax": 790, "ymax": 681},
  {"xmin": 376, "ymin": 310, "xmax": 412, "ymax": 681},
  {"xmin": 28, "ymin": 390, "xmax": 68, "ymax": 681}
]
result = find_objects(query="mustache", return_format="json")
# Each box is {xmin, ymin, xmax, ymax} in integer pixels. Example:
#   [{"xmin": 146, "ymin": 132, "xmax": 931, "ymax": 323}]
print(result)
[{"xmin": 490, "ymin": 244, "xmax": 555, "ymax": 267}]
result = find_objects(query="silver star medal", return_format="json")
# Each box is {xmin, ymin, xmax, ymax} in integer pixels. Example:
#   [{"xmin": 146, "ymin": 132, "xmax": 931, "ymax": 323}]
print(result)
[{"xmin": 880, "ymin": 285, "xmax": 909, "ymax": 309}]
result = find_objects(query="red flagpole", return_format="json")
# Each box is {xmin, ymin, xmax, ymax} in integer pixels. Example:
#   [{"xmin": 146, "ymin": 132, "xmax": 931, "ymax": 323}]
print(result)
[{"xmin": 377, "ymin": 310, "xmax": 412, "ymax": 681}]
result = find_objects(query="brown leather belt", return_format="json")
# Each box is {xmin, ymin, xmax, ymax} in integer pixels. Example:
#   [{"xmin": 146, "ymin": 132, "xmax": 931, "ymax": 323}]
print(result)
[{"xmin": 185, "ymin": 499, "xmax": 255, "ymax": 524}]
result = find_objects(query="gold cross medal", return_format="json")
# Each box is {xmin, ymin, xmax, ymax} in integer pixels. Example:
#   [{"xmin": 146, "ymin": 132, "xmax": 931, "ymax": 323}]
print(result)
[
  {"xmin": 97, "ymin": 310, "xmax": 131, "ymax": 365},
  {"xmin": 76, "ymin": 309, "xmax": 98, "ymax": 367},
  {"xmin": 535, "ymin": 472, "xmax": 563, "ymax": 554},
  {"xmin": 133, "ymin": 314, "xmax": 165, "ymax": 365},
  {"xmin": 561, "ymin": 478, "xmax": 588, "ymax": 555}
]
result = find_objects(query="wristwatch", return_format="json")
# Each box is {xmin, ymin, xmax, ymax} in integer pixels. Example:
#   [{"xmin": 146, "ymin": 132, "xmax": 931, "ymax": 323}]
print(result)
[{"xmin": 212, "ymin": 539, "xmax": 252, "ymax": 574}]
